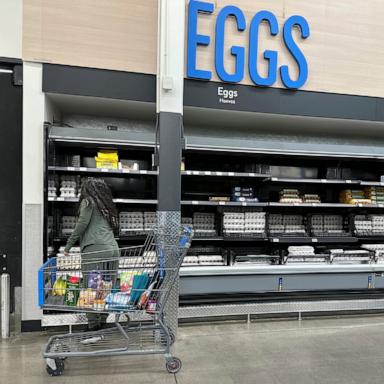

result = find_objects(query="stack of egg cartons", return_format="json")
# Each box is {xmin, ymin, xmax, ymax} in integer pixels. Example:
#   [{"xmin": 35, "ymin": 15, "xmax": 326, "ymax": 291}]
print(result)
[
  {"xmin": 361, "ymin": 243, "xmax": 384, "ymax": 263},
  {"xmin": 302, "ymin": 194, "xmax": 321, "ymax": 203},
  {"xmin": 198, "ymin": 254, "xmax": 225, "ymax": 265},
  {"xmin": 119, "ymin": 212, "xmax": 144, "ymax": 236},
  {"xmin": 182, "ymin": 255, "xmax": 199, "ymax": 266},
  {"xmin": 354, "ymin": 215, "xmax": 373, "ymax": 235},
  {"xmin": 61, "ymin": 216, "xmax": 77, "ymax": 237},
  {"xmin": 283, "ymin": 215, "xmax": 306, "ymax": 235},
  {"xmin": 323, "ymin": 215, "xmax": 344, "ymax": 234},
  {"xmin": 312, "ymin": 215, "xmax": 344, "ymax": 235},
  {"xmin": 182, "ymin": 217, "xmax": 193, "ymax": 226},
  {"xmin": 310, "ymin": 215, "xmax": 323, "ymax": 234},
  {"xmin": 244, "ymin": 212, "xmax": 266, "ymax": 235},
  {"xmin": 48, "ymin": 175, "xmax": 58, "ymax": 198},
  {"xmin": 144, "ymin": 212, "xmax": 156, "ymax": 232},
  {"xmin": 288, "ymin": 246, "xmax": 315, "ymax": 256},
  {"xmin": 370, "ymin": 215, "xmax": 384, "ymax": 234},
  {"xmin": 279, "ymin": 189, "xmax": 302, "ymax": 204},
  {"xmin": 223, "ymin": 212, "xmax": 244, "ymax": 236},
  {"xmin": 286, "ymin": 246, "xmax": 316, "ymax": 263},
  {"xmin": 364, "ymin": 187, "xmax": 384, "ymax": 204},
  {"xmin": 269, "ymin": 214, "xmax": 284, "ymax": 234},
  {"xmin": 60, "ymin": 175, "xmax": 78, "ymax": 198},
  {"xmin": 56, "ymin": 246, "xmax": 81, "ymax": 278},
  {"xmin": 193, "ymin": 212, "xmax": 216, "ymax": 237}
]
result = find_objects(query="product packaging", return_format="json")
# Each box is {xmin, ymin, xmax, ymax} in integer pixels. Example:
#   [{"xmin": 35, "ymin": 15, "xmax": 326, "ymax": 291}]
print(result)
[
  {"xmin": 120, "ymin": 271, "xmax": 139, "ymax": 292},
  {"xmin": 77, "ymin": 289, "xmax": 96, "ymax": 308},
  {"xmin": 146, "ymin": 300, "xmax": 157, "ymax": 313},
  {"xmin": 138, "ymin": 281, "xmax": 157, "ymax": 309},
  {"xmin": 64, "ymin": 276, "xmax": 80, "ymax": 306},
  {"xmin": 88, "ymin": 271, "xmax": 103, "ymax": 289}
]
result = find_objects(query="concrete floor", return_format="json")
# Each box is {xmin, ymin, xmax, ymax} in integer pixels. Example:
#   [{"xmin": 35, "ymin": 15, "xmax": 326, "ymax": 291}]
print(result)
[{"xmin": 2, "ymin": 316, "xmax": 384, "ymax": 383}]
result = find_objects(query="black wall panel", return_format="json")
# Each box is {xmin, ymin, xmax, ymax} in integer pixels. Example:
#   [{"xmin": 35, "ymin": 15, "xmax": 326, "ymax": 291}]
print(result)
[
  {"xmin": 184, "ymin": 79, "xmax": 384, "ymax": 122},
  {"xmin": 0, "ymin": 66, "xmax": 22, "ymax": 291}
]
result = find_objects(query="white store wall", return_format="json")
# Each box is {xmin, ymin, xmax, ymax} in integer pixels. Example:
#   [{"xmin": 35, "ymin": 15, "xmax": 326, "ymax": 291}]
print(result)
[{"xmin": 22, "ymin": 62, "xmax": 45, "ymax": 321}]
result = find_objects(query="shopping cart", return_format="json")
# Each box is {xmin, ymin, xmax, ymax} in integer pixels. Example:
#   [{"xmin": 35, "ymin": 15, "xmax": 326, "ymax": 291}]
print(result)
[{"xmin": 38, "ymin": 225, "xmax": 193, "ymax": 376}]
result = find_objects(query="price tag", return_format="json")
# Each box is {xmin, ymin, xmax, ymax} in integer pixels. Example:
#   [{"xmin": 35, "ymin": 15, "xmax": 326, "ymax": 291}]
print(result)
[
  {"xmin": 205, "ymin": 171, "xmax": 212, "ymax": 175},
  {"xmin": 272, "ymin": 238, "xmax": 279, "ymax": 243},
  {"xmin": 228, "ymin": 172, "xmax": 235, "ymax": 176},
  {"xmin": 312, "ymin": 203, "xmax": 318, "ymax": 207},
  {"xmin": 219, "ymin": 201, "xmax": 226, "ymax": 205},
  {"xmin": 216, "ymin": 172, "xmax": 223, "ymax": 176},
  {"xmin": 101, "ymin": 168, "xmax": 109, "ymax": 173},
  {"xmin": 358, "ymin": 203, "xmax": 363, "ymax": 207},
  {"xmin": 114, "ymin": 199, "xmax": 122, "ymax": 203},
  {"xmin": 186, "ymin": 171, "xmax": 192, "ymax": 175},
  {"xmin": 242, "ymin": 202, "xmax": 248, "ymax": 206},
  {"xmin": 141, "ymin": 170, "xmax": 148, "ymax": 174},
  {"xmin": 249, "ymin": 173, "xmax": 255, "ymax": 177},
  {"xmin": 48, "ymin": 197, "xmax": 54, "ymax": 201},
  {"xmin": 192, "ymin": 171, "xmax": 200, "ymax": 175},
  {"xmin": 79, "ymin": 167, "xmax": 87, "ymax": 172},
  {"xmin": 346, "ymin": 180, "xmax": 352, "ymax": 184},
  {"xmin": 57, "ymin": 197, "xmax": 64, "ymax": 201},
  {"xmin": 122, "ymin": 169, "xmax": 131, "ymax": 173},
  {"xmin": 272, "ymin": 177, "xmax": 278, "ymax": 181},
  {"xmin": 379, "ymin": 204, "xmax": 384, "ymax": 208},
  {"xmin": 294, "ymin": 203, "xmax": 299, "ymax": 206},
  {"xmin": 67, "ymin": 167, "xmax": 75, "ymax": 171},
  {"xmin": 312, "ymin": 238, "xmax": 318, "ymax": 243},
  {"xmin": 321, "ymin": 179, "xmax": 327, "ymax": 183},
  {"xmin": 192, "ymin": 201, "xmax": 199, "ymax": 205}
]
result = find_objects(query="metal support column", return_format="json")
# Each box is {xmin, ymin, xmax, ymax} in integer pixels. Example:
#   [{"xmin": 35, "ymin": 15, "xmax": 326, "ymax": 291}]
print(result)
[{"xmin": 156, "ymin": 0, "xmax": 185, "ymax": 337}]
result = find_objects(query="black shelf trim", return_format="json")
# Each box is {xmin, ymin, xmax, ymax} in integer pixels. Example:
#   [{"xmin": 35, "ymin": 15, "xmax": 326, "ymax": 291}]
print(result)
[{"xmin": 48, "ymin": 166, "xmax": 158, "ymax": 176}]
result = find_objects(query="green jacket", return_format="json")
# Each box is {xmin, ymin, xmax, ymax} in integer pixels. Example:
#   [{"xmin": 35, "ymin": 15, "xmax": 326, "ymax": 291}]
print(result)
[{"xmin": 64, "ymin": 199, "xmax": 117, "ymax": 253}]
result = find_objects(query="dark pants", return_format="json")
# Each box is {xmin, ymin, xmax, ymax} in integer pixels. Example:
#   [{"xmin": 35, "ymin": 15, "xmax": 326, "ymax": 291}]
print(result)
[{"xmin": 82, "ymin": 244, "xmax": 119, "ymax": 328}]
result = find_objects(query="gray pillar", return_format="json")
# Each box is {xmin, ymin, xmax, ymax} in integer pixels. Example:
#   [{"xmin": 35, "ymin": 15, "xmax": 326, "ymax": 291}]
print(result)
[{"xmin": 157, "ymin": 112, "xmax": 182, "ymax": 335}]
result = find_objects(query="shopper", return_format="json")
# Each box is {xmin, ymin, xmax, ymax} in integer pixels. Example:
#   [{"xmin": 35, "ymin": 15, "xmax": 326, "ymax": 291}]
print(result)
[{"xmin": 64, "ymin": 178, "xmax": 120, "ymax": 330}]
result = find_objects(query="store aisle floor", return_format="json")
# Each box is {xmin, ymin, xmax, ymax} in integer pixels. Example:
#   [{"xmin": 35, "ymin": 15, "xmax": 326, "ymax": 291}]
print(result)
[{"xmin": 1, "ymin": 315, "xmax": 384, "ymax": 384}]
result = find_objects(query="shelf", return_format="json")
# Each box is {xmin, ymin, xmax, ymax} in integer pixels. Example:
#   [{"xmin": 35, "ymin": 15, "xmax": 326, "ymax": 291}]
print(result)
[
  {"xmin": 268, "ymin": 202, "xmax": 384, "ymax": 208},
  {"xmin": 269, "ymin": 177, "xmax": 361, "ymax": 184},
  {"xmin": 269, "ymin": 237, "xmax": 358, "ymax": 244},
  {"xmin": 48, "ymin": 166, "xmax": 158, "ymax": 176},
  {"xmin": 179, "ymin": 264, "xmax": 384, "ymax": 277},
  {"xmin": 360, "ymin": 181, "xmax": 384, "ymax": 186},
  {"xmin": 182, "ymin": 170, "xmax": 270, "ymax": 178},
  {"xmin": 181, "ymin": 200, "xmax": 268, "ymax": 207},
  {"xmin": 193, "ymin": 237, "xmax": 224, "ymax": 242},
  {"xmin": 48, "ymin": 197, "xmax": 158, "ymax": 205}
]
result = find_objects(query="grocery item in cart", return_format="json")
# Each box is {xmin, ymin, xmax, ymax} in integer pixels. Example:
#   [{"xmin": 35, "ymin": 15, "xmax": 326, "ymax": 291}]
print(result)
[
  {"xmin": 77, "ymin": 289, "xmax": 96, "ymax": 308},
  {"xmin": 88, "ymin": 271, "xmax": 103, "ymax": 289},
  {"xmin": 64, "ymin": 276, "xmax": 80, "ymax": 306}
]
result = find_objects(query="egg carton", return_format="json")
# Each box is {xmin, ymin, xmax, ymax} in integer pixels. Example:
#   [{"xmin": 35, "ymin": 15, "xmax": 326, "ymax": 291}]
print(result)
[
  {"xmin": 182, "ymin": 217, "xmax": 193, "ymax": 224},
  {"xmin": 56, "ymin": 254, "xmax": 82, "ymax": 270},
  {"xmin": 198, "ymin": 255, "xmax": 225, "ymax": 265},
  {"xmin": 119, "ymin": 257, "xmax": 144, "ymax": 269},
  {"xmin": 182, "ymin": 256, "xmax": 199, "ymax": 266},
  {"xmin": 120, "ymin": 211, "xmax": 143, "ymax": 218}
]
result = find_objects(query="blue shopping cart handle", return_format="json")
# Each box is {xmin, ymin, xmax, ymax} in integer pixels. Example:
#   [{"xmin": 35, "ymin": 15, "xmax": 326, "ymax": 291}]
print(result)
[{"xmin": 38, "ymin": 257, "xmax": 57, "ymax": 308}]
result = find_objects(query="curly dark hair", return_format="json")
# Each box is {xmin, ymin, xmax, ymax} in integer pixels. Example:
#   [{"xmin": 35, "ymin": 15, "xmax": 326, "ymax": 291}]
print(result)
[{"xmin": 79, "ymin": 178, "xmax": 119, "ymax": 231}]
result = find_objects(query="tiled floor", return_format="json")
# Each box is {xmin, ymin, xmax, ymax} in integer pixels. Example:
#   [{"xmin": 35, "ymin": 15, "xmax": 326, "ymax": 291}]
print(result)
[{"xmin": 2, "ymin": 316, "xmax": 384, "ymax": 383}]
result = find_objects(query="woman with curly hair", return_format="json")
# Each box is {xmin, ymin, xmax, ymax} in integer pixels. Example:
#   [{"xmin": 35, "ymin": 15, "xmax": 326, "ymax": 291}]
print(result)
[{"xmin": 64, "ymin": 178, "xmax": 119, "ymax": 330}]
